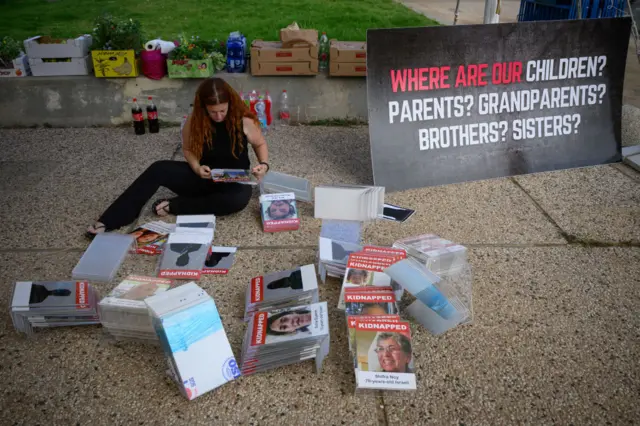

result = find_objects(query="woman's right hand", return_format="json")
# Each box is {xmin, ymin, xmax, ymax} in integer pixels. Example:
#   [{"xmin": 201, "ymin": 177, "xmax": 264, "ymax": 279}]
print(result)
[{"xmin": 196, "ymin": 165, "xmax": 211, "ymax": 179}]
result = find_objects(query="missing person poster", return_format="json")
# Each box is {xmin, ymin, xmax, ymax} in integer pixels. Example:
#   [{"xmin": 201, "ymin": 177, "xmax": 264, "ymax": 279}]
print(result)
[{"xmin": 366, "ymin": 18, "xmax": 632, "ymax": 192}]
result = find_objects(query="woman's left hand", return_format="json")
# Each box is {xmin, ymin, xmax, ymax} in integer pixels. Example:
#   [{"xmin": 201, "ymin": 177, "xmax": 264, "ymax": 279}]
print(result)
[{"xmin": 251, "ymin": 164, "xmax": 268, "ymax": 182}]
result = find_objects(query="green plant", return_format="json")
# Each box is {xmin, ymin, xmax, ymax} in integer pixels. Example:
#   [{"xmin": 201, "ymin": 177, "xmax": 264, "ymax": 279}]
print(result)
[
  {"xmin": 0, "ymin": 36, "xmax": 22, "ymax": 68},
  {"xmin": 91, "ymin": 13, "xmax": 145, "ymax": 53},
  {"xmin": 169, "ymin": 34, "xmax": 226, "ymax": 60}
]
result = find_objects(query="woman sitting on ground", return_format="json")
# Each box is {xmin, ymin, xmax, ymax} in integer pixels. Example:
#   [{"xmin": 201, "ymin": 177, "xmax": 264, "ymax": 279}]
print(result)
[{"xmin": 85, "ymin": 77, "xmax": 269, "ymax": 238}]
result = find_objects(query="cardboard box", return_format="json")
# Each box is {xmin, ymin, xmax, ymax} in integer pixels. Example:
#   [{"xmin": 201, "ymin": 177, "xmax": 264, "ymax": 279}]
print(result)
[
  {"xmin": 24, "ymin": 35, "xmax": 92, "ymax": 59},
  {"xmin": 251, "ymin": 40, "xmax": 318, "ymax": 63},
  {"xmin": 280, "ymin": 29, "xmax": 318, "ymax": 48},
  {"xmin": 329, "ymin": 61, "xmax": 366, "ymax": 77},
  {"xmin": 167, "ymin": 58, "xmax": 215, "ymax": 78},
  {"xmin": 251, "ymin": 60, "xmax": 318, "ymax": 76},
  {"xmin": 29, "ymin": 55, "xmax": 93, "ymax": 76},
  {"xmin": 250, "ymin": 40, "xmax": 318, "ymax": 76},
  {"xmin": 0, "ymin": 54, "xmax": 31, "ymax": 78},
  {"xmin": 329, "ymin": 40, "xmax": 366, "ymax": 63},
  {"xmin": 91, "ymin": 50, "xmax": 139, "ymax": 78}
]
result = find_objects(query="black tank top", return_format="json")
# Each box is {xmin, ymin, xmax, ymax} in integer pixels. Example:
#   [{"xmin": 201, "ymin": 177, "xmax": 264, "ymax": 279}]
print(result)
[{"xmin": 200, "ymin": 120, "xmax": 250, "ymax": 169}]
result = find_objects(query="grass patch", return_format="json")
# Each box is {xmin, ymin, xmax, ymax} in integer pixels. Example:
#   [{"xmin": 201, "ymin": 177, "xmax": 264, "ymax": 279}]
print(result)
[
  {"xmin": 308, "ymin": 117, "xmax": 367, "ymax": 126},
  {"xmin": 0, "ymin": 0, "xmax": 437, "ymax": 43}
]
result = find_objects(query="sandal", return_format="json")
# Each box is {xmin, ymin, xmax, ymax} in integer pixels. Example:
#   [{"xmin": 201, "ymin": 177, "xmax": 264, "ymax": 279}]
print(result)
[
  {"xmin": 85, "ymin": 223, "xmax": 106, "ymax": 240},
  {"xmin": 151, "ymin": 199, "xmax": 171, "ymax": 217}
]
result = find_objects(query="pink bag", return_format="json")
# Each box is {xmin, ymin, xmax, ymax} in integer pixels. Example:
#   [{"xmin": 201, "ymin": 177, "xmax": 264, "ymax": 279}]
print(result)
[{"xmin": 141, "ymin": 49, "xmax": 167, "ymax": 80}]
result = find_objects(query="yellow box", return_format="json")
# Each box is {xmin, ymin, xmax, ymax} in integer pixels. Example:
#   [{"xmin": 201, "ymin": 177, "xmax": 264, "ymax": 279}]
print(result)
[{"xmin": 91, "ymin": 50, "xmax": 139, "ymax": 78}]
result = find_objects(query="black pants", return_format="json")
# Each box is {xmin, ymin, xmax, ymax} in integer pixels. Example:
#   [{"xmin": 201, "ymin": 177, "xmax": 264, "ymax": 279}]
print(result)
[{"xmin": 98, "ymin": 160, "xmax": 253, "ymax": 230}]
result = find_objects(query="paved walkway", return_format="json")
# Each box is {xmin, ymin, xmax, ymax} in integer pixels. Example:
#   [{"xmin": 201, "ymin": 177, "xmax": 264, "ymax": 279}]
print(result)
[
  {"xmin": 0, "ymin": 126, "xmax": 638, "ymax": 424},
  {"xmin": 400, "ymin": 0, "xmax": 640, "ymax": 109}
]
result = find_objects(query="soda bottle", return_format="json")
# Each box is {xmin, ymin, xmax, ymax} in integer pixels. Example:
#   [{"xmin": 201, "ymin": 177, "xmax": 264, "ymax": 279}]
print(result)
[
  {"xmin": 249, "ymin": 90, "xmax": 258, "ymax": 115},
  {"xmin": 147, "ymin": 96, "xmax": 159, "ymax": 133},
  {"xmin": 265, "ymin": 91, "xmax": 273, "ymax": 126},
  {"xmin": 256, "ymin": 95, "xmax": 268, "ymax": 132},
  {"xmin": 279, "ymin": 90, "xmax": 290, "ymax": 126},
  {"xmin": 132, "ymin": 98, "xmax": 145, "ymax": 135},
  {"xmin": 319, "ymin": 32, "xmax": 329, "ymax": 71}
]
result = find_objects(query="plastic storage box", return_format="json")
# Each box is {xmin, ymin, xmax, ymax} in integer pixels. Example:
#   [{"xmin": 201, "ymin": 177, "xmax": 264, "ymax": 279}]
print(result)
[
  {"xmin": 260, "ymin": 172, "xmax": 312, "ymax": 202},
  {"xmin": 72, "ymin": 233, "xmax": 135, "ymax": 282},
  {"xmin": 29, "ymin": 56, "xmax": 93, "ymax": 76},
  {"xmin": 23, "ymin": 35, "xmax": 92, "ymax": 59}
]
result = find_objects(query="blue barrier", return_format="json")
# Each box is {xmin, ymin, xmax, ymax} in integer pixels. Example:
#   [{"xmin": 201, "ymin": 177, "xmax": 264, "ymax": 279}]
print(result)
[{"xmin": 518, "ymin": 0, "xmax": 627, "ymax": 21}]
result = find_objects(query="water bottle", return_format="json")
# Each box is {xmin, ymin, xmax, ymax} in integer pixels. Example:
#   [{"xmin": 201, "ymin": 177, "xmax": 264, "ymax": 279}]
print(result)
[
  {"xmin": 319, "ymin": 32, "xmax": 329, "ymax": 71},
  {"xmin": 226, "ymin": 32, "xmax": 247, "ymax": 73},
  {"xmin": 256, "ymin": 96, "xmax": 268, "ymax": 132},
  {"xmin": 279, "ymin": 90, "xmax": 290, "ymax": 126}
]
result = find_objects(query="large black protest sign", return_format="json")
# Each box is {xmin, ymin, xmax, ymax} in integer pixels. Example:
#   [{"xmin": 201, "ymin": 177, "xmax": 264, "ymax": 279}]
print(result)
[{"xmin": 366, "ymin": 18, "xmax": 631, "ymax": 192}]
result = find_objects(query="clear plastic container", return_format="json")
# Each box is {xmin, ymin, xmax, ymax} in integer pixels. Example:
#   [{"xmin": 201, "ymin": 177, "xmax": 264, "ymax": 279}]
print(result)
[
  {"xmin": 259, "ymin": 171, "xmax": 312, "ymax": 202},
  {"xmin": 72, "ymin": 233, "xmax": 135, "ymax": 282}
]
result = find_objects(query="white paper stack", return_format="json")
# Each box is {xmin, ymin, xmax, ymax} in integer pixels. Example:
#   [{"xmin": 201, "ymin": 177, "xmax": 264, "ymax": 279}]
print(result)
[
  {"xmin": 98, "ymin": 275, "xmax": 175, "ymax": 343},
  {"xmin": 244, "ymin": 265, "xmax": 319, "ymax": 321},
  {"xmin": 157, "ymin": 228, "xmax": 214, "ymax": 280},
  {"xmin": 314, "ymin": 185, "xmax": 385, "ymax": 221},
  {"xmin": 146, "ymin": 282, "xmax": 240, "ymax": 400},
  {"xmin": 240, "ymin": 301, "xmax": 330, "ymax": 376},
  {"xmin": 10, "ymin": 281, "xmax": 100, "ymax": 336}
]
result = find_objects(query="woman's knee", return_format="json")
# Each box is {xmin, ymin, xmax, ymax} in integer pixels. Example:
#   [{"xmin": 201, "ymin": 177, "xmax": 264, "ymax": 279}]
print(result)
[
  {"xmin": 146, "ymin": 160, "xmax": 173, "ymax": 175},
  {"xmin": 218, "ymin": 189, "xmax": 252, "ymax": 215}
]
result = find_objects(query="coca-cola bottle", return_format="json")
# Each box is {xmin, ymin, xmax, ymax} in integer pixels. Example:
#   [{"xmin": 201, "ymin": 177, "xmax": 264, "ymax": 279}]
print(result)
[
  {"xmin": 147, "ymin": 96, "xmax": 159, "ymax": 133},
  {"xmin": 132, "ymin": 98, "xmax": 145, "ymax": 135}
]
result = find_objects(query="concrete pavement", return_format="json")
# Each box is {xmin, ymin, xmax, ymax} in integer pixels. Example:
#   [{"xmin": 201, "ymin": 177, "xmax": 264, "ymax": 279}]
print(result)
[{"xmin": 0, "ymin": 125, "xmax": 638, "ymax": 424}]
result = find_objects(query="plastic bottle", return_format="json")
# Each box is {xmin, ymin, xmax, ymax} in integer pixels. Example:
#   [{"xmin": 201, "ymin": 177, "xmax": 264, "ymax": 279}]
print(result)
[
  {"xmin": 319, "ymin": 32, "xmax": 329, "ymax": 71},
  {"xmin": 249, "ymin": 90, "xmax": 259, "ymax": 115},
  {"xmin": 132, "ymin": 98, "xmax": 145, "ymax": 135},
  {"xmin": 256, "ymin": 95, "xmax": 268, "ymax": 132},
  {"xmin": 265, "ymin": 91, "xmax": 273, "ymax": 127},
  {"xmin": 279, "ymin": 90, "xmax": 290, "ymax": 126},
  {"xmin": 226, "ymin": 32, "xmax": 247, "ymax": 73},
  {"xmin": 147, "ymin": 96, "xmax": 159, "ymax": 133}
]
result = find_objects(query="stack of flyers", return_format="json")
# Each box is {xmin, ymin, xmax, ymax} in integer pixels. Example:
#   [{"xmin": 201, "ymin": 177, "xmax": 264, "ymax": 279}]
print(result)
[
  {"xmin": 259, "ymin": 192, "xmax": 300, "ymax": 232},
  {"xmin": 10, "ymin": 281, "xmax": 100, "ymax": 336},
  {"xmin": 314, "ymin": 185, "xmax": 385, "ymax": 221},
  {"xmin": 210, "ymin": 169, "xmax": 258, "ymax": 185},
  {"xmin": 351, "ymin": 319, "xmax": 416, "ymax": 391},
  {"xmin": 129, "ymin": 221, "xmax": 175, "ymax": 255},
  {"xmin": 202, "ymin": 247, "xmax": 237, "ymax": 275},
  {"xmin": 337, "ymin": 248, "xmax": 407, "ymax": 310},
  {"xmin": 344, "ymin": 286, "xmax": 400, "ymax": 353},
  {"xmin": 157, "ymin": 228, "xmax": 214, "ymax": 280},
  {"xmin": 98, "ymin": 275, "xmax": 174, "ymax": 343},
  {"xmin": 318, "ymin": 237, "xmax": 363, "ymax": 281},
  {"xmin": 240, "ymin": 302, "xmax": 330, "ymax": 376},
  {"xmin": 146, "ymin": 282, "xmax": 241, "ymax": 400},
  {"xmin": 244, "ymin": 265, "xmax": 319, "ymax": 321},
  {"xmin": 392, "ymin": 234, "xmax": 467, "ymax": 276}
]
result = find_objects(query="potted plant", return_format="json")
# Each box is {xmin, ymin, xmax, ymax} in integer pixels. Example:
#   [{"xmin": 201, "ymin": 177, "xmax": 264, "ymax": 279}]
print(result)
[
  {"xmin": 0, "ymin": 36, "xmax": 30, "ymax": 77},
  {"xmin": 90, "ymin": 14, "xmax": 145, "ymax": 78},
  {"xmin": 167, "ymin": 34, "xmax": 226, "ymax": 79}
]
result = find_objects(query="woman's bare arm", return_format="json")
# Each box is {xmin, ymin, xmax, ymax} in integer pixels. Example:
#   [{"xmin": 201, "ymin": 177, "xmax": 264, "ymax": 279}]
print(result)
[
  {"xmin": 181, "ymin": 114, "xmax": 201, "ymax": 173},
  {"xmin": 243, "ymin": 117, "xmax": 268, "ymax": 163}
]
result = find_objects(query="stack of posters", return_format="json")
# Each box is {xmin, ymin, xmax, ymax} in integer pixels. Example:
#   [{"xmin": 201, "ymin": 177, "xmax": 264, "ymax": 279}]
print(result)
[
  {"xmin": 392, "ymin": 234, "xmax": 468, "ymax": 276},
  {"xmin": 129, "ymin": 221, "xmax": 174, "ymax": 255},
  {"xmin": 337, "ymin": 249, "xmax": 406, "ymax": 310},
  {"xmin": 98, "ymin": 275, "xmax": 174, "ymax": 343},
  {"xmin": 244, "ymin": 265, "xmax": 319, "ymax": 321},
  {"xmin": 176, "ymin": 214, "xmax": 216, "ymax": 230},
  {"xmin": 145, "ymin": 282, "xmax": 241, "ymax": 400},
  {"xmin": 210, "ymin": 169, "xmax": 258, "ymax": 185},
  {"xmin": 314, "ymin": 185, "xmax": 385, "ymax": 221},
  {"xmin": 202, "ymin": 247, "xmax": 237, "ymax": 275},
  {"xmin": 240, "ymin": 301, "xmax": 330, "ymax": 376},
  {"xmin": 157, "ymin": 228, "xmax": 214, "ymax": 280},
  {"xmin": 10, "ymin": 281, "xmax": 100, "ymax": 336},
  {"xmin": 259, "ymin": 192, "xmax": 300, "ymax": 232},
  {"xmin": 350, "ymin": 319, "xmax": 416, "ymax": 391}
]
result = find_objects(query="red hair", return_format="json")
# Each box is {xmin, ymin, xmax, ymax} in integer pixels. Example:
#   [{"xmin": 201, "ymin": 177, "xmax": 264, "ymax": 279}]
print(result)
[{"xmin": 187, "ymin": 77, "xmax": 259, "ymax": 160}]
